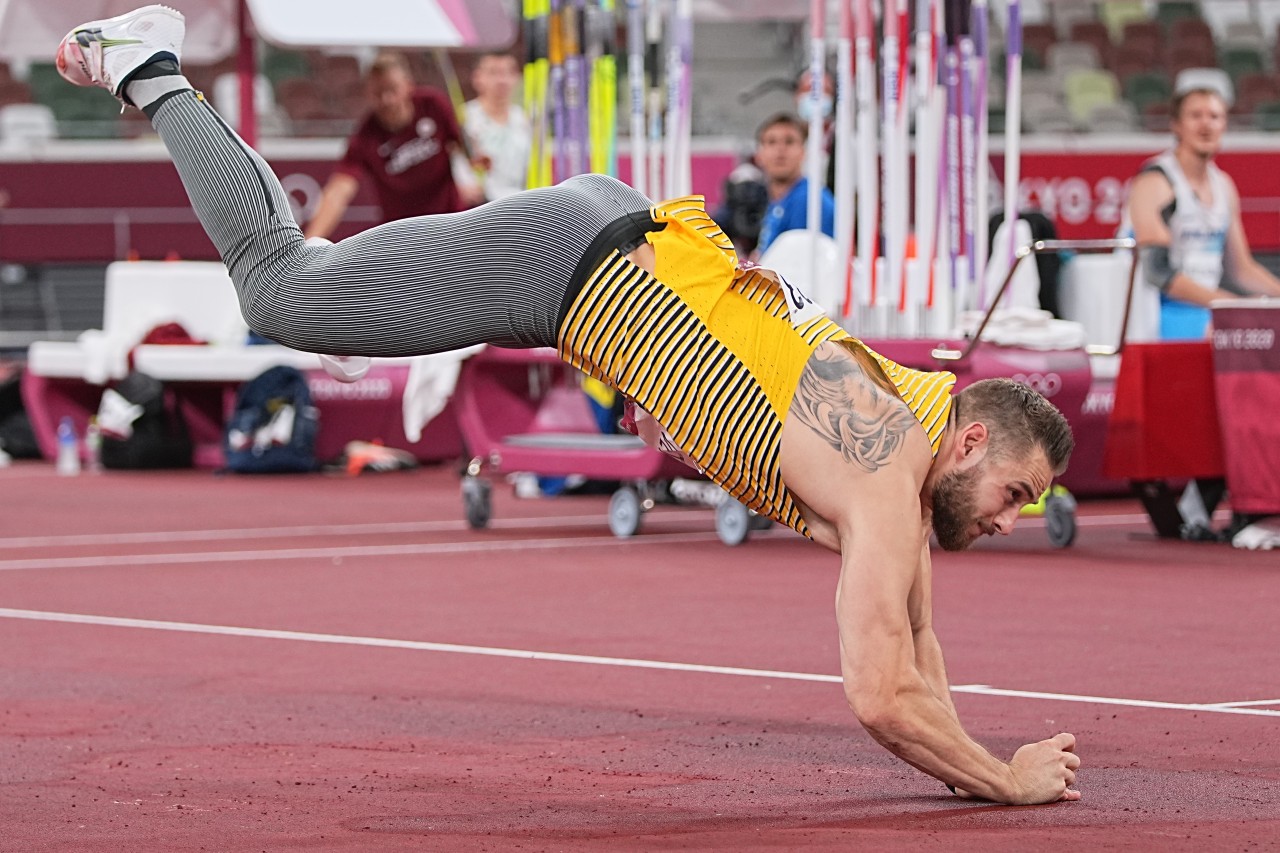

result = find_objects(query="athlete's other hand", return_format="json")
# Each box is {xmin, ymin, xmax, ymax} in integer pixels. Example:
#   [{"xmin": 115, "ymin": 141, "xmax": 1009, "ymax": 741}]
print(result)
[{"xmin": 1006, "ymin": 732, "xmax": 1081, "ymax": 804}]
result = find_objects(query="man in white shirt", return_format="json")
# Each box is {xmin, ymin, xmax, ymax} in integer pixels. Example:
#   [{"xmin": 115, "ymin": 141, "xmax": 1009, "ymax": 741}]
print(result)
[{"xmin": 459, "ymin": 52, "xmax": 531, "ymax": 202}]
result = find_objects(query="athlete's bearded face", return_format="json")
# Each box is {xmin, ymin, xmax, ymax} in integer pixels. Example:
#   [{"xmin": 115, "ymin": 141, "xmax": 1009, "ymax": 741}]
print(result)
[
  {"xmin": 931, "ymin": 462, "xmax": 986, "ymax": 552},
  {"xmin": 931, "ymin": 448, "xmax": 1053, "ymax": 551}
]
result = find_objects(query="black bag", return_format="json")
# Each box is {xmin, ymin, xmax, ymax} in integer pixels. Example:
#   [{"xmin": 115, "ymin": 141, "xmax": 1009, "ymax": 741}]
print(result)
[
  {"xmin": 0, "ymin": 373, "xmax": 40, "ymax": 459},
  {"xmin": 223, "ymin": 365, "xmax": 319, "ymax": 473},
  {"xmin": 100, "ymin": 371, "xmax": 193, "ymax": 470}
]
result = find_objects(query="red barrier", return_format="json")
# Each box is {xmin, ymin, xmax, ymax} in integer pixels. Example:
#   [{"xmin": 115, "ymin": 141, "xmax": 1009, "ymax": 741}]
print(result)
[
  {"xmin": 1104, "ymin": 342, "xmax": 1225, "ymax": 482},
  {"xmin": 1212, "ymin": 302, "xmax": 1280, "ymax": 515}
]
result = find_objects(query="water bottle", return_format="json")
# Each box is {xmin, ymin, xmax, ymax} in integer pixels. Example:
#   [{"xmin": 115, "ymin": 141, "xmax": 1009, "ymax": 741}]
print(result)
[
  {"xmin": 56, "ymin": 416, "xmax": 81, "ymax": 476},
  {"xmin": 84, "ymin": 416, "xmax": 103, "ymax": 474}
]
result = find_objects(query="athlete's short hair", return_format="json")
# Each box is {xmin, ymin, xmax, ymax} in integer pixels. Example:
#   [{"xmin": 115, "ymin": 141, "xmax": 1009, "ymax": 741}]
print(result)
[
  {"xmin": 1170, "ymin": 87, "xmax": 1227, "ymax": 119},
  {"xmin": 369, "ymin": 51, "xmax": 412, "ymax": 80},
  {"xmin": 755, "ymin": 112, "xmax": 808, "ymax": 143},
  {"xmin": 952, "ymin": 377, "xmax": 1074, "ymax": 475}
]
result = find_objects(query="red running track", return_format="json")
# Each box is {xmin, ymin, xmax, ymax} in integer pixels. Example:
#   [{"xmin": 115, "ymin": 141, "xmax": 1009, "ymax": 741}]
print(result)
[{"xmin": 0, "ymin": 462, "xmax": 1277, "ymax": 851}]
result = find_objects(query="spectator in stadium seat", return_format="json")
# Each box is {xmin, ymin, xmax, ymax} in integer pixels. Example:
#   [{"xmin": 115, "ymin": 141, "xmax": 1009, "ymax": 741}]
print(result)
[
  {"xmin": 304, "ymin": 52, "xmax": 486, "ymax": 241},
  {"xmin": 1123, "ymin": 75, "xmax": 1280, "ymax": 340}
]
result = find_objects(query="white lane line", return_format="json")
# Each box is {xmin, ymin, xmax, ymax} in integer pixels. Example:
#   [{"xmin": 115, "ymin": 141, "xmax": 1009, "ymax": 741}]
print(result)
[
  {"xmin": 0, "ymin": 531, "xmax": 726, "ymax": 571},
  {"xmin": 0, "ymin": 509, "xmax": 1152, "ymax": 550},
  {"xmin": 1202, "ymin": 699, "xmax": 1280, "ymax": 708},
  {"xmin": 0, "ymin": 607, "xmax": 1276, "ymax": 718},
  {"xmin": 949, "ymin": 685, "xmax": 1280, "ymax": 717},
  {"xmin": 0, "ymin": 514, "xmax": 709, "ymax": 549}
]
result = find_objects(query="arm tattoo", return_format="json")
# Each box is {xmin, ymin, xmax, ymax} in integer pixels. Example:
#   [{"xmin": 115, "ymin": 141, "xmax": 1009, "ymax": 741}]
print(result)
[{"xmin": 790, "ymin": 346, "xmax": 919, "ymax": 472}]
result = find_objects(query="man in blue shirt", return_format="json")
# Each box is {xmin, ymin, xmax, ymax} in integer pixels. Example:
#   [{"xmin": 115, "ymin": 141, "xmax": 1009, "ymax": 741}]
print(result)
[{"xmin": 753, "ymin": 112, "xmax": 836, "ymax": 257}]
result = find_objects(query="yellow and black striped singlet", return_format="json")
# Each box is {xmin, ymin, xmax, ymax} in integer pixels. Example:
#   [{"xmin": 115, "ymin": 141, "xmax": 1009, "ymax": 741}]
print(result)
[{"xmin": 558, "ymin": 196, "xmax": 956, "ymax": 538}]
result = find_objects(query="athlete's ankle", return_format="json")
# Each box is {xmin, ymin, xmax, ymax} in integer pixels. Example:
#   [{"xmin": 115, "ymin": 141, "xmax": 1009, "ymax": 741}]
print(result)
[{"xmin": 125, "ymin": 58, "xmax": 191, "ymax": 116}]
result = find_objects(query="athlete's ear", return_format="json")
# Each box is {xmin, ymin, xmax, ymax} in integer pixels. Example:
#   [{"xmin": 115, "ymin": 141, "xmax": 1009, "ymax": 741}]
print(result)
[{"xmin": 958, "ymin": 420, "xmax": 990, "ymax": 461}]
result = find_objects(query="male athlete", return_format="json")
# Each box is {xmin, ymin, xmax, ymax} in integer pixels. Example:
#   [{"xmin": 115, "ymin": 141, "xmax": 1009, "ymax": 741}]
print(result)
[{"xmin": 57, "ymin": 6, "xmax": 1081, "ymax": 804}]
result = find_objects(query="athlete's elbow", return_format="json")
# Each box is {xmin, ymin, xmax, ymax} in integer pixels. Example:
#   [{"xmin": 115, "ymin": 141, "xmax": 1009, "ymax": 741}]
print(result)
[{"xmin": 844, "ymin": 683, "xmax": 903, "ymax": 735}]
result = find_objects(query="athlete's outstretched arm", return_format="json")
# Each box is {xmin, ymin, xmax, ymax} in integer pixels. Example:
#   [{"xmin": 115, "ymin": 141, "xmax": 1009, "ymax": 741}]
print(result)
[
  {"xmin": 781, "ymin": 345, "xmax": 1080, "ymax": 805},
  {"xmin": 907, "ymin": 543, "xmax": 959, "ymax": 723}
]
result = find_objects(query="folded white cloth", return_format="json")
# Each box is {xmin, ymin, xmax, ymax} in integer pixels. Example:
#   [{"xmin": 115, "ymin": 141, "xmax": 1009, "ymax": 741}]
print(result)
[
  {"xmin": 954, "ymin": 307, "xmax": 1088, "ymax": 351},
  {"xmin": 402, "ymin": 345, "xmax": 485, "ymax": 442},
  {"xmin": 1232, "ymin": 516, "xmax": 1280, "ymax": 551}
]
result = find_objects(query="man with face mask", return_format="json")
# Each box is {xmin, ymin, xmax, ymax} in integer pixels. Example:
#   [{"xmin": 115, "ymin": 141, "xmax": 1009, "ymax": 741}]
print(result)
[
  {"xmin": 794, "ymin": 67, "xmax": 836, "ymax": 191},
  {"xmin": 58, "ymin": 4, "xmax": 1084, "ymax": 807}
]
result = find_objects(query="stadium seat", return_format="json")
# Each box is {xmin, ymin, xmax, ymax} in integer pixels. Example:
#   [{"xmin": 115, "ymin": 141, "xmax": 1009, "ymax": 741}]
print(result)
[
  {"xmin": 1170, "ymin": 16, "xmax": 1214, "ymax": 43},
  {"xmin": 1253, "ymin": 100, "xmax": 1280, "ymax": 131},
  {"xmin": 1023, "ymin": 91, "xmax": 1074, "ymax": 133},
  {"xmin": 1021, "ymin": 70, "xmax": 1064, "ymax": 101},
  {"xmin": 1064, "ymin": 68, "xmax": 1121, "ymax": 125},
  {"xmin": 0, "ymin": 103, "xmax": 56, "ymax": 144},
  {"xmin": 318, "ymin": 55, "xmax": 363, "ymax": 99},
  {"xmin": 1124, "ymin": 72, "xmax": 1173, "ymax": 114},
  {"xmin": 1234, "ymin": 73, "xmax": 1280, "ymax": 115},
  {"xmin": 1220, "ymin": 46, "xmax": 1265, "ymax": 82},
  {"xmin": 1052, "ymin": 3, "xmax": 1098, "ymax": 40},
  {"xmin": 1088, "ymin": 101, "xmax": 1140, "ymax": 131},
  {"xmin": 1115, "ymin": 32, "xmax": 1161, "ymax": 72},
  {"xmin": 1048, "ymin": 41, "xmax": 1102, "ymax": 75},
  {"xmin": 1069, "ymin": 20, "xmax": 1114, "ymax": 60},
  {"xmin": 1022, "ymin": 23, "xmax": 1058, "ymax": 64},
  {"xmin": 1157, "ymin": 1, "xmax": 1202, "ymax": 30},
  {"xmin": 261, "ymin": 47, "xmax": 311, "ymax": 85},
  {"xmin": 1099, "ymin": 0, "xmax": 1151, "ymax": 43},
  {"xmin": 48, "ymin": 90, "xmax": 120, "ymax": 139},
  {"xmin": 1221, "ymin": 21, "xmax": 1267, "ymax": 51},
  {"xmin": 0, "ymin": 80, "xmax": 32, "ymax": 108},
  {"xmin": 1166, "ymin": 42, "xmax": 1219, "ymax": 75}
]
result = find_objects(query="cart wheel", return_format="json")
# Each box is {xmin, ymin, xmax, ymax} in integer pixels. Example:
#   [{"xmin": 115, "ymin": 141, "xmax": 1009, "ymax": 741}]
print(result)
[
  {"xmin": 748, "ymin": 512, "xmax": 774, "ymax": 531},
  {"xmin": 1045, "ymin": 490, "xmax": 1078, "ymax": 549},
  {"xmin": 716, "ymin": 500, "xmax": 752, "ymax": 546},
  {"xmin": 608, "ymin": 486, "xmax": 643, "ymax": 538},
  {"xmin": 462, "ymin": 476, "xmax": 492, "ymax": 529}
]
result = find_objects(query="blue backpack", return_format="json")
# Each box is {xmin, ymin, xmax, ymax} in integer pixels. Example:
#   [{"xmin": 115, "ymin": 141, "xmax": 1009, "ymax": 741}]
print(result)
[{"xmin": 224, "ymin": 365, "xmax": 319, "ymax": 473}]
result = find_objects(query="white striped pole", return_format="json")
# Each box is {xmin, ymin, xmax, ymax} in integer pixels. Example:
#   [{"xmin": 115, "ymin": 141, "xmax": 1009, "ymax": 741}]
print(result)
[
  {"xmin": 805, "ymin": 0, "xmax": 827, "ymax": 246},
  {"xmin": 854, "ymin": 0, "xmax": 879, "ymax": 335},
  {"xmin": 1003, "ymin": 0, "xmax": 1023, "ymax": 291},
  {"xmin": 626, "ymin": 0, "xmax": 648, "ymax": 196},
  {"xmin": 835, "ymin": 0, "xmax": 857, "ymax": 321},
  {"xmin": 972, "ymin": 0, "xmax": 990, "ymax": 308}
]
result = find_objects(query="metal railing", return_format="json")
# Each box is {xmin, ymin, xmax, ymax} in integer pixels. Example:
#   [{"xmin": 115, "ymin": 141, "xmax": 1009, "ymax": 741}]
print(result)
[{"xmin": 931, "ymin": 237, "xmax": 1140, "ymax": 363}]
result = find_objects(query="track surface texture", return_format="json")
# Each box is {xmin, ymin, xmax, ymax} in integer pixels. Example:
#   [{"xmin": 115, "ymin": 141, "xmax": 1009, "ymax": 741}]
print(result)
[{"xmin": 0, "ymin": 462, "xmax": 1276, "ymax": 851}]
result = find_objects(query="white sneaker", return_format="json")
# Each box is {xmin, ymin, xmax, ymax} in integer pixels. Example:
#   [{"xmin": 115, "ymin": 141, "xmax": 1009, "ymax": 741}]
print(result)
[{"xmin": 55, "ymin": 5, "xmax": 185, "ymax": 103}]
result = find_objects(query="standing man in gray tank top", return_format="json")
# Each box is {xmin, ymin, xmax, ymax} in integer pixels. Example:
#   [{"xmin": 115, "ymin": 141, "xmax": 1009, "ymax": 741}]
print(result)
[{"xmin": 1123, "ymin": 75, "xmax": 1280, "ymax": 340}]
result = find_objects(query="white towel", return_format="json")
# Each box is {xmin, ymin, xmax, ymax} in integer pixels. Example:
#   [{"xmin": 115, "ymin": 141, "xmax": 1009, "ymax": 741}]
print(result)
[
  {"xmin": 954, "ymin": 307, "xmax": 1088, "ymax": 351},
  {"xmin": 402, "ymin": 345, "xmax": 486, "ymax": 442}
]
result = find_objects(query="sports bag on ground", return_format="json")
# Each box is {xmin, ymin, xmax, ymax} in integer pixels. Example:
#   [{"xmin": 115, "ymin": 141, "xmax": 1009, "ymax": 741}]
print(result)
[
  {"xmin": 99, "ymin": 371, "xmax": 193, "ymax": 469},
  {"xmin": 224, "ymin": 365, "xmax": 319, "ymax": 473}
]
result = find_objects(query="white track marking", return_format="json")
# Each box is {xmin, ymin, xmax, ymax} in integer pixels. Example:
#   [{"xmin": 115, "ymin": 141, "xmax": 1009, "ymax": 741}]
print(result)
[
  {"xmin": 1202, "ymin": 698, "xmax": 1280, "ymax": 708},
  {"xmin": 0, "ymin": 513, "xmax": 710, "ymax": 549},
  {"xmin": 0, "ymin": 607, "xmax": 1275, "ymax": 718},
  {"xmin": 949, "ymin": 685, "xmax": 1280, "ymax": 716},
  {"xmin": 0, "ymin": 509, "xmax": 1150, "ymax": 551},
  {"xmin": 0, "ymin": 531, "xmax": 728, "ymax": 571}
]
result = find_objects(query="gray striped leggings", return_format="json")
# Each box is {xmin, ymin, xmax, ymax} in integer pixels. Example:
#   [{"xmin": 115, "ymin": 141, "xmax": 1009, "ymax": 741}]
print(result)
[{"xmin": 149, "ymin": 91, "xmax": 655, "ymax": 356}]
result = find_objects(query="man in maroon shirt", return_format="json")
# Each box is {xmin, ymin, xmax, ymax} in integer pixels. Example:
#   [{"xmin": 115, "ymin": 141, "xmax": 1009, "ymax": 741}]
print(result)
[{"xmin": 304, "ymin": 52, "xmax": 484, "ymax": 240}]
